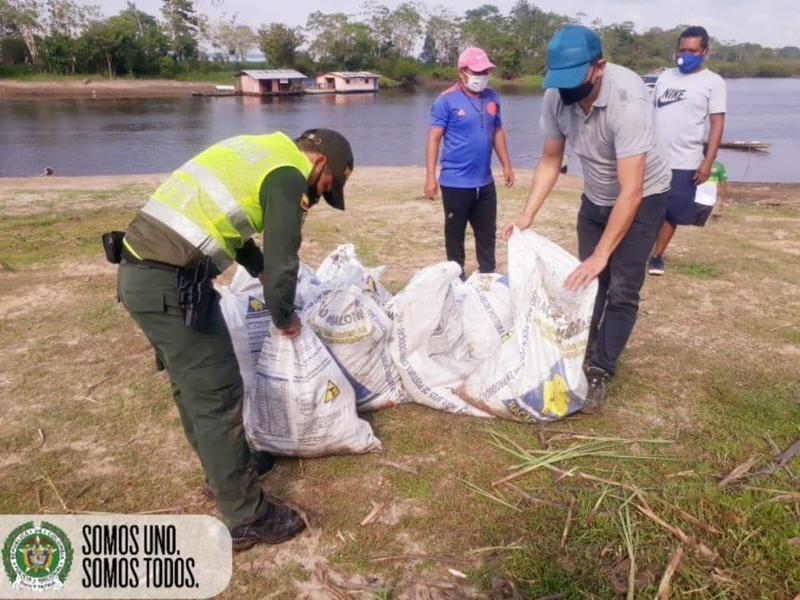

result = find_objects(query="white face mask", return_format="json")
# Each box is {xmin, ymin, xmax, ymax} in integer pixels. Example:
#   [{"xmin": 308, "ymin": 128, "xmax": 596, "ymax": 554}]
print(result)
[{"xmin": 465, "ymin": 73, "xmax": 489, "ymax": 93}]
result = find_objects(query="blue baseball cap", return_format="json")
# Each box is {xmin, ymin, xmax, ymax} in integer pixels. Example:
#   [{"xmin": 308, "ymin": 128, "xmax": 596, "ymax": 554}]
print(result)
[{"xmin": 543, "ymin": 25, "xmax": 603, "ymax": 89}]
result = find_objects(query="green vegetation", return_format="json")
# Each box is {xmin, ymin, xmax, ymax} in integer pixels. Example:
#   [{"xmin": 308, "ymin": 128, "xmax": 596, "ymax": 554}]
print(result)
[
  {"xmin": 0, "ymin": 207, "xmax": 133, "ymax": 269},
  {"xmin": 2, "ymin": 0, "xmax": 798, "ymax": 87},
  {"xmin": 671, "ymin": 260, "xmax": 722, "ymax": 279}
]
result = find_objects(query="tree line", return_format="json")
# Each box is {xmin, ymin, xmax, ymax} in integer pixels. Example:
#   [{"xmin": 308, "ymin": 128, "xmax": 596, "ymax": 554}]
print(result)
[{"xmin": 1, "ymin": 0, "xmax": 799, "ymax": 81}]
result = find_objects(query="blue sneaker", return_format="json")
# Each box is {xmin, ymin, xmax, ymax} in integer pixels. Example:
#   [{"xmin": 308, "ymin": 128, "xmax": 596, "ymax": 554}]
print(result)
[{"xmin": 648, "ymin": 255, "xmax": 665, "ymax": 276}]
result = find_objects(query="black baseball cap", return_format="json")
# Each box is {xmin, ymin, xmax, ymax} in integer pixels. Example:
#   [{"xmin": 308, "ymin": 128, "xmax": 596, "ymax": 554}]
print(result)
[{"xmin": 298, "ymin": 128, "xmax": 354, "ymax": 210}]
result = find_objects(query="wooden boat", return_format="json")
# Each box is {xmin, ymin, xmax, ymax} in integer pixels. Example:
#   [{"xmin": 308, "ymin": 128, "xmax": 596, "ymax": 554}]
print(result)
[
  {"xmin": 719, "ymin": 140, "xmax": 770, "ymax": 151},
  {"xmin": 191, "ymin": 85, "xmax": 239, "ymax": 97}
]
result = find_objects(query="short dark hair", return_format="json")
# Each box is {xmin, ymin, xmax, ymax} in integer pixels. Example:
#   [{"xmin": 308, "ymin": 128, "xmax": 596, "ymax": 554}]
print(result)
[
  {"xmin": 679, "ymin": 26, "xmax": 709, "ymax": 49},
  {"xmin": 295, "ymin": 136, "xmax": 318, "ymax": 153}
]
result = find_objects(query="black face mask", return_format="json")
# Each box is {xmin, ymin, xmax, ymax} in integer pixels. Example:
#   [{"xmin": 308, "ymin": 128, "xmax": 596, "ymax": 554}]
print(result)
[
  {"xmin": 306, "ymin": 162, "xmax": 323, "ymax": 206},
  {"xmin": 559, "ymin": 69, "xmax": 597, "ymax": 105},
  {"xmin": 306, "ymin": 185, "xmax": 320, "ymax": 205}
]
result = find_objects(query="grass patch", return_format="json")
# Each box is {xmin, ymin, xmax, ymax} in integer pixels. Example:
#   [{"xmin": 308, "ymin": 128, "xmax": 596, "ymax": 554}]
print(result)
[
  {"xmin": 495, "ymin": 74, "xmax": 545, "ymax": 93},
  {"xmin": 776, "ymin": 328, "xmax": 800, "ymax": 345},
  {"xmin": 670, "ymin": 260, "xmax": 722, "ymax": 279},
  {"xmin": 391, "ymin": 472, "xmax": 433, "ymax": 499},
  {"xmin": 0, "ymin": 207, "xmax": 133, "ymax": 269},
  {"xmin": 174, "ymin": 70, "xmax": 238, "ymax": 83},
  {"xmin": 0, "ymin": 68, "xmax": 106, "ymax": 81}
]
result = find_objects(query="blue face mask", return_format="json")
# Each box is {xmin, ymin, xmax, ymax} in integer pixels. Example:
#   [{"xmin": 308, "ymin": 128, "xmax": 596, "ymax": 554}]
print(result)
[{"xmin": 676, "ymin": 51, "xmax": 705, "ymax": 74}]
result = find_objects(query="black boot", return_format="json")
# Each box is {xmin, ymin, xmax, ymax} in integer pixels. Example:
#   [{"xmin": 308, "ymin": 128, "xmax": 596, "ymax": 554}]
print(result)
[
  {"xmin": 230, "ymin": 502, "xmax": 306, "ymax": 550},
  {"xmin": 581, "ymin": 366, "xmax": 610, "ymax": 414}
]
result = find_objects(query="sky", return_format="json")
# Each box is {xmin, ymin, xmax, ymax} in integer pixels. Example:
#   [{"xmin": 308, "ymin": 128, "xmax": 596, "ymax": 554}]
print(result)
[{"xmin": 97, "ymin": 0, "xmax": 800, "ymax": 49}]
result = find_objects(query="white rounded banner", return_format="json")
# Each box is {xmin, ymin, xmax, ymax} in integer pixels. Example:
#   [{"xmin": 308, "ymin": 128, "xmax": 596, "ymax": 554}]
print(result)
[{"xmin": 0, "ymin": 515, "xmax": 231, "ymax": 599}]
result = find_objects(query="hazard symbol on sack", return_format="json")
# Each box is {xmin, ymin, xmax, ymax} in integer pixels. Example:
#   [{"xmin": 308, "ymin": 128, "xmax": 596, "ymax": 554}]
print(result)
[
  {"xmin": 324, "ymin": 380, "xmax": 340, "ymax": 402},
  {"xmin": 248, "ymin": 297, "xmax": 264, "ymax": 312}
]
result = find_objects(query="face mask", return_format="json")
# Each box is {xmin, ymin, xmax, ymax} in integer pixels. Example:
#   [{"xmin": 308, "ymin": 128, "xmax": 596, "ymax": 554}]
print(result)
[
  {"xmin": 465, "ymin": 74, "xmax": 489, "ymax": 93},
  {"xmin": 559, "ymin": 75, "xmax": 596, "ymax": 105},
  {"xmin": 676, "ymin": 51, "xmax": 705, "ymax": 74},
  {"xmin": 306, "ymin": 186, "xmax": 320, "ymax": 206},
  {"xmin": 306, "ymin": 161, "xmax": 324, "ymax": 206}
]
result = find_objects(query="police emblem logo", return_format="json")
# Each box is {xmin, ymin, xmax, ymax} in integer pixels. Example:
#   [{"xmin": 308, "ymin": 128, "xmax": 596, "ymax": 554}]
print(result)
[{"xmin": 3, "ymin": 521, "xmax": 73, "ymax": 591}]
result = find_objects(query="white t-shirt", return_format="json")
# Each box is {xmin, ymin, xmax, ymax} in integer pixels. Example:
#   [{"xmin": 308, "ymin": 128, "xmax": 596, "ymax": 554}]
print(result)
[{"xmin": 654, "ymin": 67, "xmax": 726, "ymax": 170}]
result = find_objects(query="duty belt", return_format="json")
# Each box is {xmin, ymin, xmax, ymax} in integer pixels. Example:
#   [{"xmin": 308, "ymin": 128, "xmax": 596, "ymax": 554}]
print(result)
[{"xmin": 121, "ymin": 246, "xmax": 180, "ymax": 273}]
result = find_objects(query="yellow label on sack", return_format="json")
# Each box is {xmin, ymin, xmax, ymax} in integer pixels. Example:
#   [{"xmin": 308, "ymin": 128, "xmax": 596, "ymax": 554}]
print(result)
[
  {"xmin": 324, "ymin": 380, "xmax": 340, "ymax": 402},
  {"xmin": 542, "ymin": 375, "xmax": 570, "ymax": 417}
]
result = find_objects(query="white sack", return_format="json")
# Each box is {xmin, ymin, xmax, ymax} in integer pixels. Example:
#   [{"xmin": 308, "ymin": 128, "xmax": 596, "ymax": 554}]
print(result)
[
  {"xmin": 248, "ymin": 319, "xmax": 383, "ymax": 457},
  {"xmin": 458, "ymin": 230, "xmax": 597, "ymax": 421},
  {"xmin": 219, "ymin": 266, "xmax": 382, "ymax": 456},
  {"xmin": 387, "ymin": 262, "xmax": 491, "ymax": 417},
  {"xmin": 316, "ymin": 243, "xmax": 393, "ymax": 308},
  {"xmin": 461, "ymin": 272, "xmax": 513, "ymax": 360},
  {"xmin": 304, "ymin": 285, "xmax": 407, "ymax": 412}
]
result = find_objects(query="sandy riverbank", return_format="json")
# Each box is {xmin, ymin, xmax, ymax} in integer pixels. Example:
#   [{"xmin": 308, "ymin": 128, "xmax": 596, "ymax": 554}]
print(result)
[
  {"xmin": 0, "ymin": 77, "xmax": 538, "ymax": 100},
  {"xmin": 0, "ymin": 79, "xmax": 219, "ymax": 100},
  {"xmin": 1, "ymin": 168, "xmax": 797, "ymax": 212}
]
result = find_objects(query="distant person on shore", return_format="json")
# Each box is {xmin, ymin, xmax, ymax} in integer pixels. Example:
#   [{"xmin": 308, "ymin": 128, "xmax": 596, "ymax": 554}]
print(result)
[
  {"xmin": 425, "ymin": 46, "xmax": 514, "ymax": 278},
  {"xmin": 502, "ymin": 25, "xmax": 670, "ymax": 413},
  {"xmin": 649, "ymin": 26, "xmax": 726, "ymax": 276},
  {"xmin": 113, "ymin": 128, "xmax": 353, "ymax": 550}
]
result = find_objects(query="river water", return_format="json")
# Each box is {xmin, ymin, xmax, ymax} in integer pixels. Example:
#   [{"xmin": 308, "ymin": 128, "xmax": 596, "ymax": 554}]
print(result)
[{"xmin": 1, "ymin": 78, "xmax": 797, "ymax": 182}]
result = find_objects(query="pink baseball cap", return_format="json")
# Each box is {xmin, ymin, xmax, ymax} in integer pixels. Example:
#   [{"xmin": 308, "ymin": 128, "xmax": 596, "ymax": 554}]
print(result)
[{"xmin": 457, "ymin": 47, "xmax": 495, "ymax": 72}]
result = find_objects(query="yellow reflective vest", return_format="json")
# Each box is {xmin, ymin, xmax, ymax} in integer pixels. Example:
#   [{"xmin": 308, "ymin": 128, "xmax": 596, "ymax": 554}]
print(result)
[{"xmin": 126, "ymin": 132, "xmax": 312, "ymax": 270}]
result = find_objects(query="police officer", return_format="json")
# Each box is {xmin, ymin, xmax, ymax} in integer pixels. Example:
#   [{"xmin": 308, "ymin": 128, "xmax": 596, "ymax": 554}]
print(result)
[{"xmin": 116, "ymin": 129, "xmax": 353, "ymax": 550}]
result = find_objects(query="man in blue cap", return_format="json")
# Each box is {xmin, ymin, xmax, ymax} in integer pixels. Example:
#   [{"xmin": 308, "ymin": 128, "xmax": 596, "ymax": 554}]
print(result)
[{"xmin": 503, "ymin": 25, "xmax": 671, "ymax": 413}]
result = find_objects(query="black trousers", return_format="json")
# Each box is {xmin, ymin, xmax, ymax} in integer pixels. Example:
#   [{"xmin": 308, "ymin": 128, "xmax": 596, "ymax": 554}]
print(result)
[
  {"xmin": 441, "ymin": 182, "xmax": 497, "ymax": 274},
  {"xmin": 577, "ymin": 191, "xmax": 668, "ymax": 375}
]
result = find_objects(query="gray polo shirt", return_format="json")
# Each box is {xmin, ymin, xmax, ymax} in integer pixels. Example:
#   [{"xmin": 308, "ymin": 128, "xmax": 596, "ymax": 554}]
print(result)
[{"xmin": 540, "ymin": 63, "xmax": 671, "ymax": 207}]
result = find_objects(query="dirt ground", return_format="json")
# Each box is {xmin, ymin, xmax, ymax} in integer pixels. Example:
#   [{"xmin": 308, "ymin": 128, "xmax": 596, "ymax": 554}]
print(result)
[
  {"xmin": 0, "ymin": 79, "xmax": 218, "ymax": 100},
  {"xmin": 0, "ymin": 168, "xmax": 798, "ymax": 599}
]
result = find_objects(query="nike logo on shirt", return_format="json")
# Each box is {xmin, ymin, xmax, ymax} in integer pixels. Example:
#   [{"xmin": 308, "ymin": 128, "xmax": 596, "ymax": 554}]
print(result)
[
  {"xmin": 657, "ymin": 97, "xmax": 686, "ymax": 108},
  {"xmin": 656, "ymin": 88, "xmax": 686, "ymax": 108}
]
